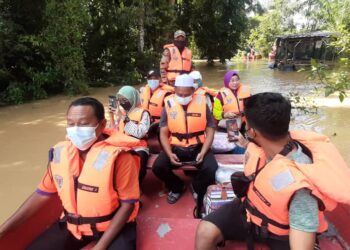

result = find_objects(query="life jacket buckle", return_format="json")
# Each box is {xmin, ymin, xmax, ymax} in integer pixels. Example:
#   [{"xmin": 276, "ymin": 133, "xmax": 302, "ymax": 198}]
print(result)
[
  {"xmin": 66, "ymin": 213, "xmax": 83, "ymax": 225},
  {"xmin": 259, "ymin": 224, "xmax": 269, "ymax": 239}
]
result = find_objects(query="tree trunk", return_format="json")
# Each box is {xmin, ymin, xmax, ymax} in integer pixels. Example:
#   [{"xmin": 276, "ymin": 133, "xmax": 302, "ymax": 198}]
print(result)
[{"xmin": 138, "ymin": 1, "xmax": 145, "ymax": 53}]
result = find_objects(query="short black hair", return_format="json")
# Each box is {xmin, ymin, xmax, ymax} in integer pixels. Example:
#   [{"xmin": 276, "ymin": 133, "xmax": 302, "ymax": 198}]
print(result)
[
  {"xmin": 68, "ymin": 97, "xmax": 105, "ymax": 121},
  {"xmin": 244, "ymin": 92, "xmax": 291, "ymax": 140}
]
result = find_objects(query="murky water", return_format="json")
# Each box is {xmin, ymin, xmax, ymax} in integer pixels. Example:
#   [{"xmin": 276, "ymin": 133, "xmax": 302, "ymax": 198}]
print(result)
[{"xmin": 0, "ymin": 59, "xmax": 349, "ymax": 223}]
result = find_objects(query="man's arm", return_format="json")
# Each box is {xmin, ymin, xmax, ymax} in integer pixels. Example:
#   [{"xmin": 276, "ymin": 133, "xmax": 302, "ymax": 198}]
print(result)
[
  {"xmin": 0, "ymin": 192, "xmax": 55, "ymax": 238},
  {"xmin": 94, "ymin": 153, "xmax": 139, "ymax": 249},
  {"xmin": 196, "ymin": 106, "xmax": 216, "ymax": 163},
  {"xmin": 93, "ymin": 203, "xmax": 134, "ymax": 250},
  {"xmin": 289, "ymin": 229, "xmax": 316, "ymax": 250},
  {"xmin": 289, "ymin": 189, "xmax": 318, "ymax": 250},
  {"xmin": 160, "ymin": 48, "xmax": 170, "ymax": 84}
]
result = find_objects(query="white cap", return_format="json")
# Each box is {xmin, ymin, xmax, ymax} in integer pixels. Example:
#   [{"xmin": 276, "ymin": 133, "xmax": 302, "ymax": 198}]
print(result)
[
  {"xmin": 189, "ymin": 71, "xmax": 202, "ymax": 80},
  {"xmin": 174, "ymin": 74, "xmax": 194, "ymax": 87}
]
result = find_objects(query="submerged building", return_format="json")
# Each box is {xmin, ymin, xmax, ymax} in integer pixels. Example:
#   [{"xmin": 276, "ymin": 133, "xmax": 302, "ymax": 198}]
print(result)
[{"xmin": 274, "ymin": 31, "xmax": 338, "ymax": 70}]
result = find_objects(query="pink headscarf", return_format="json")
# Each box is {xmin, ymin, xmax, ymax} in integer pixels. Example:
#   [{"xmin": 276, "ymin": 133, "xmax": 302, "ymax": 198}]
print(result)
[{"xmin": 223, "ymin": 70, "xmax": 239, "ymax": 88}]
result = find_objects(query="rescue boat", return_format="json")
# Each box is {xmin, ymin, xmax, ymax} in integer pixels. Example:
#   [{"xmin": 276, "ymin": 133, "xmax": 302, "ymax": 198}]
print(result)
[{"xmin": 0, "ymin": 126, "xmax": 349, "ymax": 250}]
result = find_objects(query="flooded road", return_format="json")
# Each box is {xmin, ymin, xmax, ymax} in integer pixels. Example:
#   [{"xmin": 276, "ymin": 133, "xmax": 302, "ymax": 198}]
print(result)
[{"xmin": 0, "ymin": 59, "xmax": 349, "ymax": 223}]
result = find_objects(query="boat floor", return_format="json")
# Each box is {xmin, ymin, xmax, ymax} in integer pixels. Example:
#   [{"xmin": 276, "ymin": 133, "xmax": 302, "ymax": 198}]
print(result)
[{"xmin": 133, "ymin": 170, "xmax": 346, "ymax": 250}]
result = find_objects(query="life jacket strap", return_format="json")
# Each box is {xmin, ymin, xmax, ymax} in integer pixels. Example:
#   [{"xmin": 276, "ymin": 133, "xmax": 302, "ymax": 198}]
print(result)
[
  {"xmin": 62, "ymin": 208, "xmax": 118, "ymax": 226},
  {"xmin": 171, "ymin": 131, "xmax": 205, "ymax": 141},
  {"xmin": 166, "ymin": 69, "xmax": 191, "ymax": 74},
  {"xmin": 245, "ymin": 199, "xmax": 290, "ymax": 231}
]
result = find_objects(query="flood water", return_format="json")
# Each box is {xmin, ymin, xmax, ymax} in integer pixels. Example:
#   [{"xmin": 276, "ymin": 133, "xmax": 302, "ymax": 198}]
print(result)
[{"xmin": 0, "ymin": 59, "xmax": 349, "ymax": 223}]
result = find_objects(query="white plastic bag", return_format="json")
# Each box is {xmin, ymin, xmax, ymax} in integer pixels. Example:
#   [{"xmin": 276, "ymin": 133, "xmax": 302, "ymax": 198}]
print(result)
[
  {"xmin": 215, "ymin": 162, "xmax": 244, "ymax": 184},
  {"xmin": 211, "ymin": 132, "xmax": 236, "ymax": 153}
]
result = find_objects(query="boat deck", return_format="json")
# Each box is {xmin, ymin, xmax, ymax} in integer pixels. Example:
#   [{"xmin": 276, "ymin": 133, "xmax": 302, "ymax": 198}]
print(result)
[
  {"xmin": 136, "ymin": 170, "xmax": 346, "ymax": 250},
  {"xmin": 0, "ymin": 154, "xmax": 349, "ymax": 249}
]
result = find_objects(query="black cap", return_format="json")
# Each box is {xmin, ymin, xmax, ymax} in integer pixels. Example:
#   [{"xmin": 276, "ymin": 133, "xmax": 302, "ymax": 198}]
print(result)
[{"xmin": 147, "ymin": 69, "xmax": 161, "ymax": 78}]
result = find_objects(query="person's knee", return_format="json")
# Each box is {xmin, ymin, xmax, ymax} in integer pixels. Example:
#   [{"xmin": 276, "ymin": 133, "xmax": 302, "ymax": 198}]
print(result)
[
  {"xmin": 152, "ymin": 154, "xmax": 168, "ymax": 175},
  {"xmin": 195, "ymin": 220, "xmax": 223, "ymax": 250}
]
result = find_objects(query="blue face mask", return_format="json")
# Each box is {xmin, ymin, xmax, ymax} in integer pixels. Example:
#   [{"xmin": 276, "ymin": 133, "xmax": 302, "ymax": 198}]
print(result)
[{"xmin": 147, "ymin": 79, "xmax": 160, "ymax": 90}]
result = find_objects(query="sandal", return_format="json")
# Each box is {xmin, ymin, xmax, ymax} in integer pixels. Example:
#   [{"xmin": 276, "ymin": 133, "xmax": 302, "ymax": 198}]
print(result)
[{"xmin": 167, "ymin": 186, "xmax": 186, "ymax": 204}]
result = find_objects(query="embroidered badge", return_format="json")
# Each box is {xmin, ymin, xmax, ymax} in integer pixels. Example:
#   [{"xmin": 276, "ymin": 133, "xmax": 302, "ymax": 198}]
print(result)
[
  {"xmin": 157, "ymin": 90, "xmax": 164, "ymax": 98},
  {"xmin": 270, "ymin": 169, "xmax": 295, "ymax": 191},
  {"xmin": 93, "ymin": 150, "xmax": 110, "ymax": 171},
  {"xmin": 169, "ymin": 111, "xmax": 178, "ymax": 120},
  {"xmin": 54, "ymin": 175, "xmax": 63, "ymax": 189}
]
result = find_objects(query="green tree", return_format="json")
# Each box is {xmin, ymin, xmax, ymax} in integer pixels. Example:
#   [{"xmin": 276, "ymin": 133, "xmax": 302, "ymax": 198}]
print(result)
[
  {"xmin": 40, "ymin": 0, "xmax": 89, "ymax": 95},
  {"xmin": 191, "ymin": 0, "xmax": 248, "ymax": 63},
  {"xmin": 0, "ymin": 0, "xmax": 48, "ymax": 104},
  {"xmin": 246, "ymin": 0, "xmax": 298, "ymax": 57}
]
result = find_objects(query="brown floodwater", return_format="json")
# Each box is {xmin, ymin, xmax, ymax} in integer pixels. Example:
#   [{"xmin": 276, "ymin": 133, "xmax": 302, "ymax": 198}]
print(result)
[{"xmin": 0, "ymin": 59, "xmax": 349, "ymax": 223}]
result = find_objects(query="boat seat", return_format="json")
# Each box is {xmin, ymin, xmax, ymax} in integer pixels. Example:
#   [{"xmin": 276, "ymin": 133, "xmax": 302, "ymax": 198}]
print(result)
[{"xmin": 146, "ymin": 153, "xmax": 244, "ymax": 171}]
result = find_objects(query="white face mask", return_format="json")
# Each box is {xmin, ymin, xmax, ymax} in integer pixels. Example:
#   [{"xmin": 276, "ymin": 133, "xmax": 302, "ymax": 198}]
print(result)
[
  {"xmin": 66, "ymin": 125, "xmax": 98, "ymax": 151},
  {"xmin": 175, "ymin": 94, "xmax": 192, "ymax": 106},
  {"xmin": 147, "ymin": 79, "xmax": 160, "ymax": 90}
]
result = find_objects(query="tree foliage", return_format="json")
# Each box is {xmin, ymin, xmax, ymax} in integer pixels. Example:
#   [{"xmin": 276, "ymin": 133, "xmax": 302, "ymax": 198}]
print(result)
[
  {"xmin": 0, "ymin": 0, "xmax": 250, "ymax": 104},
  {"xmin": 245, "ymin": 0, "xmax": 299, "ymax": 56},
  {"xmin": 191, "ymin": 0, "xmax": 248, "ymax": 63}
]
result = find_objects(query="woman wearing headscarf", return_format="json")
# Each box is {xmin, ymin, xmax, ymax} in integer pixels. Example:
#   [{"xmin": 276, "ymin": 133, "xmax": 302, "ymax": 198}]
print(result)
[
  {"xmin": 110, "ymin": 86, "xmax": 151, "ymax": 184},
  {"xmin": 212, "ymin": 70, "xmax": 251, "ymax": 130}
]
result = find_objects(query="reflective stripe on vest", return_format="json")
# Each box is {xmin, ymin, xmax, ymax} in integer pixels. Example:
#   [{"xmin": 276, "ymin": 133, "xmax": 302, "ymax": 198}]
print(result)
[
  {"xmin": 219, "ymin": 85, "xmax": 250, "ymax": 114},
  {"xmin": 164, "ymin": 44, "xmax": 192, "ymax": 82},
  {"xmin": 165, "ymin": 94, "xmax": 206, "ymax": 147}
]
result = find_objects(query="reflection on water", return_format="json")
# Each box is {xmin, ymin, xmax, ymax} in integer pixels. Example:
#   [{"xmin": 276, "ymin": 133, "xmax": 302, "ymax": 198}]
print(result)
[{"xmin": 0, "ymin": 59, "xmax": 349, "ymax": 223}]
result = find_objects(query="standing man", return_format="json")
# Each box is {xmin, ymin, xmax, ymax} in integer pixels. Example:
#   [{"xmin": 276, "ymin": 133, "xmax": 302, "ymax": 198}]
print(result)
[
  {"xmin": 152, "ymin": 74, "xmax": 218, "ymax": 218},
  {"xmin": 0, "ymin": 97, "xmax": 141, "ymax": 250},
  {"xmin": 160, "ymin": 30, "xmax": 192, "ymax": 86}
]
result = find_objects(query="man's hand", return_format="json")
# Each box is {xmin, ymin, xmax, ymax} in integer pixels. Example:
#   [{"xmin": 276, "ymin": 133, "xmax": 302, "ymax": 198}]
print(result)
[
  {"xmin": 228, "ymin": 132, "xmax": 248, "ymax": 148},
  {"xmin": 196, "ymin": 151, "xmax": 205, "ymax": 164},
  {"xmin": 169, "ymin": 153, "xmax": 181, "ymax": 166}
]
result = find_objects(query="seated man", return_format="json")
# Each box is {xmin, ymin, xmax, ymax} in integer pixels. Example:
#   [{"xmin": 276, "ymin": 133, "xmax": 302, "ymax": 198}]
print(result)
[
  {"xmin": 189, "ymin": 70, "xmax": 217, "ymax": 111},
  {"xmin": 195, "ymin": 92, "xmax": 350, "ymax": 250},
  {"xmin": 152, "ymin": 74, "xmax": 218, "ymax": 217},
  {"xmin": 140, "ymin": 69, "xmax": 174, "ymax": 123},
  {"xmin": 0, "ymin": 97, "xmax": 140, "ymax": 250}
]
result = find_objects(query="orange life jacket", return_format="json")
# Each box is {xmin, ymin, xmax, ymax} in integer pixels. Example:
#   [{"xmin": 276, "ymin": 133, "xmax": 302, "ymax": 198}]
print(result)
[
  {"xmin": 219, "ymin": 85, "xmax": 250, "ymax": 115},
  {"xmin": 195, "ymin": 87, "xmax": 218, "ymax": 98},
  {"xmin": 119, "ymin": 107, "xmax": 149, "ymax": 148},
  {"xmin": 164, "ymin": 43, "xmax": 192, "ymax": 82},
  {"xmin": 50, "ymin": 132, "xmax": 141, "ymax": 239},
  {"xmin": 165, "ymin": 94, "xmax": 207, "ymax": 147},
  {"xmin": 140, "ymin": 84, "xmax": 174, "ymax": 122},
  {"xmin": 243, "ymin": 130, "xmax": 350, "ymax": 237}
]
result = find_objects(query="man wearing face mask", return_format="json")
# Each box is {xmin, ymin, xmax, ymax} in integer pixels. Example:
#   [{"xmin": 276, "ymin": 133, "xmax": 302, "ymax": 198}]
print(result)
[
  {"xmin": 0, "ymin": 97, "xmax": 141, "ymax": 250},
  {"xmin": 189, "ymin": 70, "xmax": 217, "ymax": 112},
  {"xmin": 152, "ymin": 74, "xmax": 218, "ymax": 217},
  {"xmin": 160, "ymin": 30, "xmax": 192, "ymax": 86},
  {"xmin": 195, "ymin": 93, "xmax": 350, "ymax": 250},
  {"xmin": 140, "ymin": 69, "xmax": 174, "ymax": 123}
]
